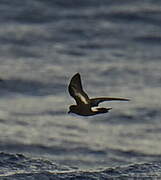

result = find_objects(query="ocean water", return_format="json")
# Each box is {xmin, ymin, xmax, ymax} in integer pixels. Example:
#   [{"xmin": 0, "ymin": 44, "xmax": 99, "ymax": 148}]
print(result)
[{"xmin": 0, "ymin": 0, "xmax": 161, "ymax": 179}]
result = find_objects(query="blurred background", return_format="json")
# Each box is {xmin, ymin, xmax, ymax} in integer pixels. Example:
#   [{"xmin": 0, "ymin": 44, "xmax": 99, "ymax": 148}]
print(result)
[{"xmin": 0, "ymin": 0, "xmax": 161, "ymax": 170}]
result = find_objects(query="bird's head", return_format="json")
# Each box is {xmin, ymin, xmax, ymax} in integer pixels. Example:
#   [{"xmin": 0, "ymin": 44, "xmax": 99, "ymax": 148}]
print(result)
[{"xmin": 68, "ymin": 105, "xmax": 77, "ymax": 114}]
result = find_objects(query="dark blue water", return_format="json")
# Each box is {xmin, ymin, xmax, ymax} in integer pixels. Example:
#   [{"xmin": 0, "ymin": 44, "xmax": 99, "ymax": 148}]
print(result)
[{"xmin": 0, "ymin": 0, "xmax": 161, "ymax": 179}]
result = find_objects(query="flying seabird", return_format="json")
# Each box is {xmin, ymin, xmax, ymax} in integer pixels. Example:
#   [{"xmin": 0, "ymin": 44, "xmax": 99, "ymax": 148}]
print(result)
[{"xmin": 68, "ymin": 73, "xmax": 130, "ymax": 116}]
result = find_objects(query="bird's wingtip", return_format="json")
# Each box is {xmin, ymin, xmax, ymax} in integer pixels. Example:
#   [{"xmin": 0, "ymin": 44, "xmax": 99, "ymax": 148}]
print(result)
[
  {"xmin": 75, "ymin": 72, "xmax": 80, "ymax": 76},
  {"xmin": 73, "ymin": 73, "xmax": 81, "ymax": 79}
]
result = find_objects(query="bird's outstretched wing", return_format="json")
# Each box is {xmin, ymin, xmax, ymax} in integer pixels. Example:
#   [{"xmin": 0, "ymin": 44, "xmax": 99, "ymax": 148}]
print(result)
[
  {"xmin": 90, "ymin": 97, "xmax": 130, "ymax": 107},
  {"xmin": 68, "ymin": 73, "xmax": 90, "ymax": 105}
]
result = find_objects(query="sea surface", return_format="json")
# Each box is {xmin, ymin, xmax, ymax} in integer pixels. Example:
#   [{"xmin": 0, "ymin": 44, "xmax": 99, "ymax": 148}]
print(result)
[{"xmin": 0, "ymin": 0, "xmax": 161, "ymax": 179}]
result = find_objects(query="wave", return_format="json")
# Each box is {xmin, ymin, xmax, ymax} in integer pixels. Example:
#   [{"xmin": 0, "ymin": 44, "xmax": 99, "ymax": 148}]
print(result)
[{"xmin": 0, "ymin": 152, "xmax": 161, "ymax": 179}]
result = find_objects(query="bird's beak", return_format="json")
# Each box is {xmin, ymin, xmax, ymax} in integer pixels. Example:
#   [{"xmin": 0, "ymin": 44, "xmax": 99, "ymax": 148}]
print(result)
[{"xmin": 68, "ymin": 110, "xmax": 71, "ymax": 114}]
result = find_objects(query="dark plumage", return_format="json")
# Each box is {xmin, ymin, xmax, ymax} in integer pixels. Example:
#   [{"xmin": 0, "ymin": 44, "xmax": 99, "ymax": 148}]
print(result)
[{"xmin": 68, "ymin": 73, "xmax": 129, "ymax": 116}]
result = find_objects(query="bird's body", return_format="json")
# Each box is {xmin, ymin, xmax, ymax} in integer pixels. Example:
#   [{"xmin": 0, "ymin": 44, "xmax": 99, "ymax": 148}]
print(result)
[{"xmin": 68, "ymin": 73, "xmax": 129, "ymax": 116}]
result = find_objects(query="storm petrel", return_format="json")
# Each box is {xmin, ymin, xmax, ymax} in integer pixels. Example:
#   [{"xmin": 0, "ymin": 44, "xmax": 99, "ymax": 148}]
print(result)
[{"xmin": 68, "ymin": 73, "xmax": 129, "ymax": 116}]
